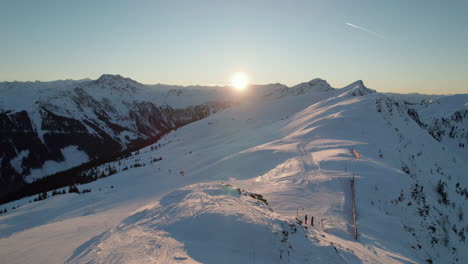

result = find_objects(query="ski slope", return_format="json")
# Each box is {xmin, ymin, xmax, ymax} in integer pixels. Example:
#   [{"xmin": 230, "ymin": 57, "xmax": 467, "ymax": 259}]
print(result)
[{"xmin": 0, "ymin": 79, "xmax": 466, "ymax": 263}]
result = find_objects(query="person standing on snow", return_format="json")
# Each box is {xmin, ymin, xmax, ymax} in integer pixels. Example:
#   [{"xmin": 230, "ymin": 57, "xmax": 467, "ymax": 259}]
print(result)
[
  {"xmin": 305, "ymin": 214, "xmax": 308, "ymax": 225},
  {"xmin": 311, "ymin": 216, "xmax": 314, "ymax": 226}
]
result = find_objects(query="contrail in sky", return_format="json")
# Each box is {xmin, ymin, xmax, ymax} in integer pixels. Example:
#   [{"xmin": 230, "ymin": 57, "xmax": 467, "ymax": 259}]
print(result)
[{"xmin": 345, "ymin": 22, "xmax": 384, "ymax": 39}]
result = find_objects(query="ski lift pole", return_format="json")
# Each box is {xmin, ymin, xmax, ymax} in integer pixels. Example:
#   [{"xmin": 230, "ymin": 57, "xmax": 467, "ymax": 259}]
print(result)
[
  {"xmin": 351, "ymin": 172, "xmax": 358, "ymax": 240},
  {"xmin": 296, "ymin": 207, "xmax": 304, "ymax": 217}
]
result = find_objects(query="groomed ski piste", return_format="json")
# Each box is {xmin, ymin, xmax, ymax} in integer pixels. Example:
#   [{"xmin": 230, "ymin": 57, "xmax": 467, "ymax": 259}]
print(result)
[{"xmin": 0, "ymin": 79, "xmax": 467, "ymax": 263}]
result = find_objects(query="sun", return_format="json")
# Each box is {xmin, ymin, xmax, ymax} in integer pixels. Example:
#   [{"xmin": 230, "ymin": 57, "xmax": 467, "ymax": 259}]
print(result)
[{"xmin": 231, "ymin": 72, "xmax": 249, "ymax": 91}]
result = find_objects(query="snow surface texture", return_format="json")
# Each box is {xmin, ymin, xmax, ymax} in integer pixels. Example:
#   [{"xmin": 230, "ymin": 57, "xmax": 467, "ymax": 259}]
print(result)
[{"xmin": 0, "ymin": 78, "xmax": 467, "ymax": 264}]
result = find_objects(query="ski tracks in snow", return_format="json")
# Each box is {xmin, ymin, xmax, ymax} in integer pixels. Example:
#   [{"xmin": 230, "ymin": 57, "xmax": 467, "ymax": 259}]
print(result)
[{"xmin": 295, "ymin": 138, "xmax": 357, "ymax": 239}]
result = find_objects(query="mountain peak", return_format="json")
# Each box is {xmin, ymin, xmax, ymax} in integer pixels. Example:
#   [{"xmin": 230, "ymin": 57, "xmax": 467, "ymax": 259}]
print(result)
[
  {"xmin": 92, "ymin": 74, "xmax": 143, "ymax": 92},
  {"xmin": 350, "ymin": 80, "xmax": 364, "ymax": 86},
  {"xmin": 293, "ymin": 78, "xmax": 331, "ymax": 89},
  {"xmin": 307, "ymin": 78, "xmax": 327, "ymax": 86},
  {"xmin": 339, "ymin": 80, "xmax": 376, "ymax": 97},
  {"xmin": 288, "ymin": 78, "xmax": 334, "ymax": 95},
  {"xmin": 96, "ymin": 74, "xmax": 134, "ymax": 84},
  {"xmin": 343, "ymin": 80, "xmax": 367, "ymax": 89}
]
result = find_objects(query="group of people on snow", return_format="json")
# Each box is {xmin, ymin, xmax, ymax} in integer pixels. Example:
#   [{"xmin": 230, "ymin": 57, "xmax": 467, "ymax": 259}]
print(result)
[{"xmin": 304, "ymin": 214, "xmax": 314, "ymax": 226}]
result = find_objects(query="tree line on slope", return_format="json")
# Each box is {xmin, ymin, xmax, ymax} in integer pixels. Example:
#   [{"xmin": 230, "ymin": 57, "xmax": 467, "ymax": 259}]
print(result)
[{"xmin": 0, "ymin": 126, "xmax": 178, "ymax": 206}]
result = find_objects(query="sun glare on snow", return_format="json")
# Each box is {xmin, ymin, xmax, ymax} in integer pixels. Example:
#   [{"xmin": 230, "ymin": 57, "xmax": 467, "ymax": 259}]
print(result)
[{"xmin": 231, "ymin": 72, "xmax": 248, "ymax": 91}]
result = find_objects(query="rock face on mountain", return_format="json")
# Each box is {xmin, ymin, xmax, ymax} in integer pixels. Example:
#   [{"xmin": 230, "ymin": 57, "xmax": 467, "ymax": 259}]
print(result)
[
  {"xmin": 0, "ymin": 75, "xmax": 230, "ymax": 196},
  {"xmin": 377, "ymin": 95, "xmax": 468, "ymax": 161}
]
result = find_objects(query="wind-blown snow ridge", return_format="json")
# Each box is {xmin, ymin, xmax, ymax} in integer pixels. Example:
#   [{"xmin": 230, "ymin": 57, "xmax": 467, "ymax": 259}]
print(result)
[{"xmin": 67, "ymin": 183, "xmax": 344, "ymax": 264}]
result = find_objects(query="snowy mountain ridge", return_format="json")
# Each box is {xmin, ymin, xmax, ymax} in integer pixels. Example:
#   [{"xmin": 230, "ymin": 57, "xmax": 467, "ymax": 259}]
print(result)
[{"xmin": 0, "ymin": 75, "xmax": 376, "ymax": 196}]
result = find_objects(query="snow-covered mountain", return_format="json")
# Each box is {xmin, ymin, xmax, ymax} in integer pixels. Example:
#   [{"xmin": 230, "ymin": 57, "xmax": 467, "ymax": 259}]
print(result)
[
  {"xmin": 0, "ymin": 77, "xmax": 466, "ymax": 264},
  {"xmin": 0, "ymin": 74, "xmax": 232, "ymax": 195}
]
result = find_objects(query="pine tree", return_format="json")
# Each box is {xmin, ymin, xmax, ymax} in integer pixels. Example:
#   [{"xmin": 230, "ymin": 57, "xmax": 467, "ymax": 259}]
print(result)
[{"xmin": 68, "ymin": 185, "xmax": 80, "ymax": 194}]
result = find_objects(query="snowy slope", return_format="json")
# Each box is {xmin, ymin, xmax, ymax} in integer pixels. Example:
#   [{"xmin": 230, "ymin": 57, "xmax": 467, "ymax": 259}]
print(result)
[
  {"xmin": 0, "ymin": 79, "xmax": 466, "ymax": 264},
  {"xmin": 67, "ymin": 183, "xmax": 344, "ymax": 264}
]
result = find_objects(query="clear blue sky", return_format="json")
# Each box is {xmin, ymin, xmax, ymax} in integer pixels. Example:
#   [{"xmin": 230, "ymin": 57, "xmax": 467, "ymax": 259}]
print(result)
[{"xmin": 1, "ymin": 0, "xmax": 467, "ymax": 94}]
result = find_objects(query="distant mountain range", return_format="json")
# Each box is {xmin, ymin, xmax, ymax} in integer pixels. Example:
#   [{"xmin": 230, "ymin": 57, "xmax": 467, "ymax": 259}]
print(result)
[{"xmin": 0, "ymin": 74, "xmax": 232, "ymax": 195}]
